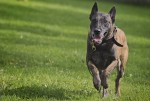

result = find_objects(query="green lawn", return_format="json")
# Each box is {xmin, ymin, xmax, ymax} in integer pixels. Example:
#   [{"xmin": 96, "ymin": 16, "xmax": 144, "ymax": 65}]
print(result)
[{"xmin": 0, "ymin": 0, "xmax": 150, "ymax": 101}]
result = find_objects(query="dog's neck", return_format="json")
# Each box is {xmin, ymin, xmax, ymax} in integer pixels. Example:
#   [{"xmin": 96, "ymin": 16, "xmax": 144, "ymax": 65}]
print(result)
[
  {"xmin": 105, "ymin": 24, "xmax": 116, "ymax": 40},
  {"xmin": 102, "ymin": 26, "xmax": 123, "ymax": 47}
]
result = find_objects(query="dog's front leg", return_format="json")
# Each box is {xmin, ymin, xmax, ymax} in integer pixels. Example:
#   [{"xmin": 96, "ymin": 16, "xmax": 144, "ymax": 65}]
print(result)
[
  {"xmin": 104, "ymin": 60, "xmax": 118, "ymax": 76},
  {"xmin": 101, "ymin": 60, "xmax": 118, "ymax": 97},
  {"xmin": 88, "ymin": 61, "xmax": 101, "ymax": 91}
]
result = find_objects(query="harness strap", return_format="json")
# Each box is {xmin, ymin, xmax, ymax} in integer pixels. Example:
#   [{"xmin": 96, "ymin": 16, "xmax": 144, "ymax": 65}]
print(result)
[
  {"xmin": 112, "ymin": 36, "xmax": 123, "ymax": 47},
  {"xmin": 111, "ymin": 27, "xmax": 123, "ymax": 47}
]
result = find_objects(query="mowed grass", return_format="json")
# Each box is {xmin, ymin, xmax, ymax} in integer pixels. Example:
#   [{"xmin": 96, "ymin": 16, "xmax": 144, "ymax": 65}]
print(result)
[{"xmin": 0, "ymin": 0, "xmax": 150, "ymax": 100}]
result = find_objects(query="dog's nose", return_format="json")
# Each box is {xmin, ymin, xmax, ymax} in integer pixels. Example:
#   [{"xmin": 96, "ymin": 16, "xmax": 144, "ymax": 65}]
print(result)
[{"xmin": 94, "ymin": 29, "xmax": 100, "ymax": 35}]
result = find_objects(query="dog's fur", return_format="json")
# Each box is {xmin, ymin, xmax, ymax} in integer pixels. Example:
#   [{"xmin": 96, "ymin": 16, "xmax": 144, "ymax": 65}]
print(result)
[{"xmin": 86, "ymin": 2, "xmax": 128, "ymax": 97}]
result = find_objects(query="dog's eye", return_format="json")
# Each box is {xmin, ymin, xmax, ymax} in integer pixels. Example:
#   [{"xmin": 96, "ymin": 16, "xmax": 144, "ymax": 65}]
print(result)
[{"xmin": 104, "ymin": 32, "xmax": 108, "ymax": 36}]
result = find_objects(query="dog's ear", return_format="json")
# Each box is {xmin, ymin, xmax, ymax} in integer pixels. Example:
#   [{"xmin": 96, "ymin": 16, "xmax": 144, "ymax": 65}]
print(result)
[
  {"xmin": 89, "ymin": 2, "xmax": 98, "ymax": 20},
  {"xmin": 109, "ymin": 6, "xmax": 116, "ymax": 23}
]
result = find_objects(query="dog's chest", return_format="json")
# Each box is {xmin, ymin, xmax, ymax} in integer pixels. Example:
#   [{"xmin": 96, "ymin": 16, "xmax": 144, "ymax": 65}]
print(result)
[{"xmin": 91, "ymin": 49, "xmax": 116, "ymax": 70}]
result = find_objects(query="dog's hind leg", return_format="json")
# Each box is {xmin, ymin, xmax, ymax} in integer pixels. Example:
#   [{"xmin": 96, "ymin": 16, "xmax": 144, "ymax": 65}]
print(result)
[
  {"xmin": 116, "ymin": 47, "xmax": 128, "ymax": 96},
  {"xmin": 115, "ymin": 59, "xmax": 125, "ymax": 96},
  {"xmin": 88, "ymin": 61, "xmax": 101, "ymax": 91}
]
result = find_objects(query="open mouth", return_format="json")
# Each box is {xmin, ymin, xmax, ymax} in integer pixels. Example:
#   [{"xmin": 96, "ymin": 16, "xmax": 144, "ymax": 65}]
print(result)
[{"xmin": 92, "ymin": 37, "xmax": 102, "ymax": 45}]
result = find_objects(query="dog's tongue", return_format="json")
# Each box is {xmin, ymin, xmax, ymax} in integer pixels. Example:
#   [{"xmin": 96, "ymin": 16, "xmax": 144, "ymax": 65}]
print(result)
[
  {"xmin": 93, "ymin": 37, "xmax": 102, "ymax": 44},
  {"xmin": 94, "ymin": 38, "xmax": 100, "ymax": 42}
]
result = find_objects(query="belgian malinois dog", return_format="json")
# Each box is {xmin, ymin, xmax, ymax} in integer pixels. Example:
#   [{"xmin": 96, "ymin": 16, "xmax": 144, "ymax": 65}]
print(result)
[{"xmin": 86, "ymin": 2, "xmax": 128, "ymax": 97}]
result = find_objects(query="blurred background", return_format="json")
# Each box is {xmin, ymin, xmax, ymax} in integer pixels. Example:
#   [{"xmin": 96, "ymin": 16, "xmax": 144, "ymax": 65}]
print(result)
[
  {"xmin": 102, "ymin": 0, "xmax": 150, "ymax": 5},
  {"xmin": 0, "ymin": 0, "xmax": 149, "ymax": 101}
]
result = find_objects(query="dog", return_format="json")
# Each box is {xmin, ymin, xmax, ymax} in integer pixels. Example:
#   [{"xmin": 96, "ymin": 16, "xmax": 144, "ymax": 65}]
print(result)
[{"xmin": 86, "ymin": 2, "xmax": 128, "ymax": 97}]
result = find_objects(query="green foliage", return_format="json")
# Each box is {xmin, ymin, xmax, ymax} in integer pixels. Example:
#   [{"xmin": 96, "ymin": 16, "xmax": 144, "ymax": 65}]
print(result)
[{"xmin": 0, "ymin": 0, "xmax": 150, "ymax": 100}]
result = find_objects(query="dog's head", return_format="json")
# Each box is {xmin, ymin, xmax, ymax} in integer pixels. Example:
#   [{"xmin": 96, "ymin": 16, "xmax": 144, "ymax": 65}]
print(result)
[{"xmin": 89, "ymin": 2, "xmax": 116, "ymax": 45}]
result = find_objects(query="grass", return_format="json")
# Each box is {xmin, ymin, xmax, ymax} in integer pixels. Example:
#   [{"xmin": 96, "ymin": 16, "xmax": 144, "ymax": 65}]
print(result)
[{"xmin": 0, "ymin": 0, "xmax": 150, "ymax": 100}]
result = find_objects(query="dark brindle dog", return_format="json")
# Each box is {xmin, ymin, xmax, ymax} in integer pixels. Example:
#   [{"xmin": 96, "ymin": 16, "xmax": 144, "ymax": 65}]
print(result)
[{"xmin": 86, "ymin": 2, "xmax": 128, "ymax": 97}]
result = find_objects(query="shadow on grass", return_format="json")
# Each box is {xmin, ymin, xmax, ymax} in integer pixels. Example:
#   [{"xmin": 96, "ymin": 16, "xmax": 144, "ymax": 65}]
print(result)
[{"xmin": 1, "ymin": 85, "xmax": 94, "ymax": 100}]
